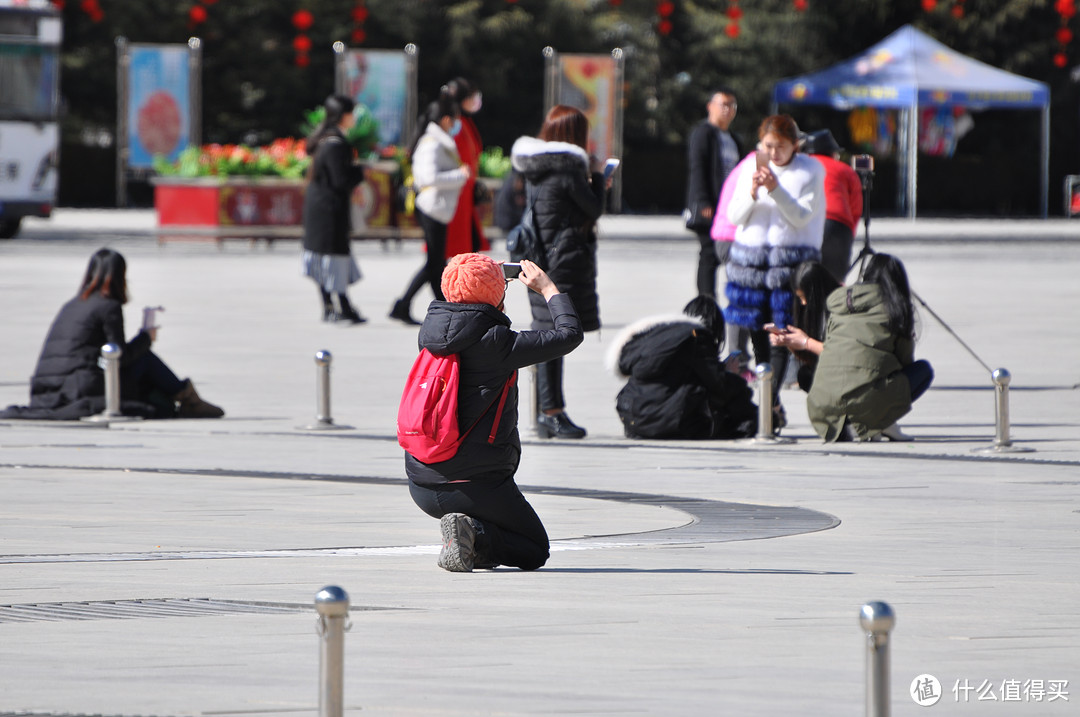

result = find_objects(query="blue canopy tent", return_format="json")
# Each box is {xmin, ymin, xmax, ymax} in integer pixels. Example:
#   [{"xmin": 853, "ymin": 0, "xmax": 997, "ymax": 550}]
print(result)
[{"xmin": 774, "ymin": 25, "xmax": 1050, "ymax": 217}]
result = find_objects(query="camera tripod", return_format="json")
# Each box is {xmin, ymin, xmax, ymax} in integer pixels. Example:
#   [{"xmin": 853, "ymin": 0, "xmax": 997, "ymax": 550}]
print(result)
[{"xmin": 847, "ymin": 162, "xmax": 994, "ymax": 375}]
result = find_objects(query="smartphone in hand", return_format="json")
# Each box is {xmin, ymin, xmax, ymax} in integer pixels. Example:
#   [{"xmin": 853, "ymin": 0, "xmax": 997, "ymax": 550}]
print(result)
[
  {"xmin": 604, "ymin": 158, "xmax": 620, "ymax": 180},
  {"xmin": 755, "ymin": 150, "xmax": 769, "ymax": 170},
  {"xmin": 764, "ymin": 323, "xmax": 785, "ymax": 335},
  {"xmin": 502, "ymin": 262, "xmax": 523, "ymax": 279}
]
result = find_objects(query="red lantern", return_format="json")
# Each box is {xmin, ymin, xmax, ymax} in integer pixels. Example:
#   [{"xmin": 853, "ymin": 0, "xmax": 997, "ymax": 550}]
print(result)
[
  {"xmin": 352, "ymin": 6, "xmax": 369, "ymax": 22},
  {"xmin": 726, "ymin": 6, "xmax": 742, "ymax": 20},
  {"xmin": 293, "ymin": 34, "xmax": 312, "ymax": 53},
  {"xmin": 80, "ymin": 0, "xmax": 97, "ymax": 12},
  {"xmin": 725, "ymin": 23, "xmax": 740, "ymax": 39},
  {"xmin": 609, "ymin": 0, "xmax": 622, "ymax": 5},
  {"xmin": 793, "ymin": 0, "xmax": 808, "ymax": 11},
  {"xmin": 658, "ymin": 19, "xmax": 672, "ymax": 35},
  {"xmin": 657, "ymin": 1, "xmax": 674, "ymax": 17},
  {"xmin": 295, "ymin": 53, "xmax": 310, "ymax": 68},
  {"xmin": 351, "ymin": 28, "xmax": 366, "ymax": 44},
  {"xmin": 921, "ymin": 0, "xmax": 936, "ymax": 9},
  {"xmin": 189, "ymin": 5, "xmax": 207, "ymax": 23},
  {"xmin": 1054, "ymin": 52, "xmax": 1068, "ymax": 67},
  {"xmin": 951, "ymin": 4, "xmax": 964, "ymax": 18},
  {"xmin": 1058, "ymin": 27, "xmax": 1074, "ymax": 45},
  {"xmin": 292, "ymin": 10, "xmax": 314, "ymax": 31},
  {"xmin": 1056, "ymin": 0, "xmax": 1076, "ymax": 18}
]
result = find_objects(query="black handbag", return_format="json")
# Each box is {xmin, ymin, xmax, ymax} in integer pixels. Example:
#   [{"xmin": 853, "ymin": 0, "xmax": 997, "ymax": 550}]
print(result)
[
  {"xmin": 683, "ymin": 201, "xmax": 713, "ymax": 232},
  {"xmin": 505, "ymin": 190, "xmax": 542, "ymax": 266}
]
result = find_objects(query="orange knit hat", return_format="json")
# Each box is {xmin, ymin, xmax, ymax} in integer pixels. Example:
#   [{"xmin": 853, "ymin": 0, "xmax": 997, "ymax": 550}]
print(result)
[{"xmin": 440, "ymin": 253, "xmax": 506, "ymax": 307}]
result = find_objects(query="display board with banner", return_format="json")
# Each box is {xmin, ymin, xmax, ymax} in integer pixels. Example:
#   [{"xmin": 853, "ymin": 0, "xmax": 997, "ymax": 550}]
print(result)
[
  {"xmin": 543, "ymin": 48, "xmax": 624, "ymax": 211},
  {"xmin": 116, "ymin": 37, "xmax": 201, "ymax": 205},
  {"xmin": 335, "ymin": 43, "xmax": 418, "ymax": 148}
]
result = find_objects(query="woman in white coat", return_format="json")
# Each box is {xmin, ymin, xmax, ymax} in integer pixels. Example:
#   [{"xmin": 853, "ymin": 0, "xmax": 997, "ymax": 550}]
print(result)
[
  {"xmin": 390, "ymin": 91, "xmax": 471, "ymax": 324},
  {"xmin": 725, "ymin": 114, "xmax": 825, "ymax": 432}
]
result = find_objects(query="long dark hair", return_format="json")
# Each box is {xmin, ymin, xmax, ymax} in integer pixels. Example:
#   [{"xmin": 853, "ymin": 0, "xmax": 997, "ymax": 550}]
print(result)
[
  {"xmin": 445, "ymin": 76, "xmax": 477, "ymax": 112},
  {"xmin": 408, "ymin": 86, "xmax": 460, "ymax": 156},
  {"xmin": 791, "ymin": 261, "xmax": 840, "ymax": 364},
  {"xmin": 79, "ymin": 248, "xmax": 128, "ymax": 304},
  {"xmin": 862, "ymin": 253, "xmax": 915, "ymax": 338},
  {"xmin": 305, "ymin": 93, "xmax": 356, "ymax": 155}
]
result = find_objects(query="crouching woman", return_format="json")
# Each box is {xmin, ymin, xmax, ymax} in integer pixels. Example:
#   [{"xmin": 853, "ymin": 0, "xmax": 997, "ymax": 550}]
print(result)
[
  {"xmin": 806, "ymin": 253, "xmax": 932, "ymax": 442},
  {"xmin": 405, "ymin": 254, "xmax": 583, "ymax": 572}
]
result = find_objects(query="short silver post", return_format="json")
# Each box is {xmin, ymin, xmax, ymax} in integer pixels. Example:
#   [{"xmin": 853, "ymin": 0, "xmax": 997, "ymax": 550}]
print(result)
[
  {"xmin": 860, "ymin": 601, "xmax": 894, "ymax": 717},
  {"xmin": 755, "ymin": 363, "xmax": 773, "ymax": 439},
  {"xmin": 82, "ymin": 343, "xmax": 140, "ymax": 424},
  {"xmin": 529, "ymin": 364, "xmax": 539, "ymax": 433},
  {"xmin": 992, "ymin": 368, "xmax": 1012, "ymax": 448},
  {"xmin": 102, "ymin": 343, "xmax": 123, "ymax": 417},
  {"xmin": 973, "ymin": 368, "xmax": 1033, "ymax": 453},
  {"xmin": 300, "ymin": 351, "xmax": 351, "ymax": 430},
  {"xmin": 315, "ymin": 350, "xmax": 333, "ymax": 425},
  {"xmin": 315, "ymin": 586, "xmax": 350, "ymax": 717}
]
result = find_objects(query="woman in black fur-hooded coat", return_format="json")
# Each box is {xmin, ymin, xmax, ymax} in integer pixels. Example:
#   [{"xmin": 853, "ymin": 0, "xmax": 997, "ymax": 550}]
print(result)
[{"xmin": 509, "ymin": 105, "xmax": 606, "ymax": 439}]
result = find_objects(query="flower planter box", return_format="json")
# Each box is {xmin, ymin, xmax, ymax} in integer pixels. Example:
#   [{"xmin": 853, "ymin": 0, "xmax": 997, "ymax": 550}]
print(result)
[{"xmin": 152, "ymin": 166, "xmax": 503, "ymax": 243}]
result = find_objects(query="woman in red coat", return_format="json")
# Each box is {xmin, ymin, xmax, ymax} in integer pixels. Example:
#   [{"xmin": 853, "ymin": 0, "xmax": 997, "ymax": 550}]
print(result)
[{"xmin": 444, "ymin": 77, "xmax": 489, "ymax": 256}]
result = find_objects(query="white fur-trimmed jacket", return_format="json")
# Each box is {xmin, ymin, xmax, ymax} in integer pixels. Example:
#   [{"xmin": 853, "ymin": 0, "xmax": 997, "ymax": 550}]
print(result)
[
  {"xmin": 726, "ymin": 152, "xmax": 825, "ymax": 251},
  {"xmin": 412, "ymin": 122, "xmax": 469, "ymax": 224}
]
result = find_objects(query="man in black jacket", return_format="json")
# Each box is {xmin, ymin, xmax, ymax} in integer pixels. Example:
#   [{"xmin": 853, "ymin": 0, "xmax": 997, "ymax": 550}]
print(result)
[
  {"xmin": 684, "ymin": 88, "xmax": 743, "ymax": 299},
  {"xmin": 405, "ymin": 254, "xmax": 583, "ymax": 573}
]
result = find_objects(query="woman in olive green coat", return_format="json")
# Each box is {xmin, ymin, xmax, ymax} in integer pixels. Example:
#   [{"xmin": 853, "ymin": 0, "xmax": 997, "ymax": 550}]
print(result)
[{"xmin": 803, "ymin": 254, "xmax": 933, "ymax": 442}]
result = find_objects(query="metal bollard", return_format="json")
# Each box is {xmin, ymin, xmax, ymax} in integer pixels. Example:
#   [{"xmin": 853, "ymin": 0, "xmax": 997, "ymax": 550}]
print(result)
[
  {"xmin": 315, "ymin": 586, "xmax": 350, "ymax": 717},
  {"xmin": 315, "ymin": 350, "xmax": 333, "ymax": 425},
  {"xmin": 529, "ymin": 364, "xmax": 539, "ymax": 434},
  {"xmin": 81, "ymin": 344, "xmax": 138, "ymax": 424},
  {"xmin": 859, "ymin": 601, "xmax": 894, "ymax": 717},
  {"xmin": 755, "ymin": 363, "xmax": 774, "ymax": 438},
  {"xmin": 301, "ymin": 351, "xmax": 351, "ymax": 430},
  {"xmin": 974, "ymin": 368, "xmax": 1033, "ymax": 454},
  {"xmin": 748, "ymin": 363, "xmax": 793, "ymax": 444}
]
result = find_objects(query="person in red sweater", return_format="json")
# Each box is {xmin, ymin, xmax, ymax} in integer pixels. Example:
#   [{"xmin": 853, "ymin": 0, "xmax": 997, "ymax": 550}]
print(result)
[{"xmin": 803, "ymin": 130, "xmax": 863, "ymax": 282}]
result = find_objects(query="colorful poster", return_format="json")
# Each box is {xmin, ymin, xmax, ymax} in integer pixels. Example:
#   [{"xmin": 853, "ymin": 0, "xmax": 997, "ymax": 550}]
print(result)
[
  {"xmin": 341, "ymin": 50, "xmax": 407, "ymax": 146},
  {"xmin": 128, "ymin": 46, "xmax": 191, "ymax": 168},
  {"xmin": 557, "ymin": 54, "xmax": 616, "ymax": 161}
]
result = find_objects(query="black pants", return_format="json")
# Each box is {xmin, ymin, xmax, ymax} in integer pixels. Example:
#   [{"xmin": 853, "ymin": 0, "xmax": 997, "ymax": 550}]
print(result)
[
  {"xmin": 122, "ymin": 350, "xmax": 185, "ymax": 399},
  {"xmin": 749, "ymin": 330, "xmax": 789, "ymax": 407},
  {"xmin": 695, "ymin": 230, "xmax": 719, "ymax": 298},
  {"xmin": 410, "ymin": 210, "xmax": 447, "ymax": 303},
  {"xmin": 409, "ymin": 475, "xmax": 550, "ymax": 570},
  {"xmin": 535, "ymin": 356, "xmax": 565, "ymax": 412},
  {"xmin": 821, "ymin": 219, "xmax": 855, "ymax": 283}
]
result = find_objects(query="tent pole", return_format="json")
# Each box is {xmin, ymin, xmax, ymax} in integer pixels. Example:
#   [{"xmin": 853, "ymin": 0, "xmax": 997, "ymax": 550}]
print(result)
[
  {"xmin": 908, "ymin": 103, "xmax": 918, "ymax": 219},
  {"xmin": 1041, "ymin": 103, "xmax": 1050, "ymax": 218}
]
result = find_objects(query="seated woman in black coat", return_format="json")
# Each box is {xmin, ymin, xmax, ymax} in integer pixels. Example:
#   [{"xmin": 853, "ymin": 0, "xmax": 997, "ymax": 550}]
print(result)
[
  {"xmin": 1, "ymin": 248, "xmax": 223, "ymax": 420},
  {"xmin": 606, "ymin": 296, "xmax": 757, "ymax": 439}
]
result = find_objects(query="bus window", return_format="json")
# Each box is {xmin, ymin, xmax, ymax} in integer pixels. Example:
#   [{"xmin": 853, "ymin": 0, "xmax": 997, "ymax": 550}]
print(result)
[{"xmin": 0, "ymin": 45, "xmax": 58, "ymax": 120}]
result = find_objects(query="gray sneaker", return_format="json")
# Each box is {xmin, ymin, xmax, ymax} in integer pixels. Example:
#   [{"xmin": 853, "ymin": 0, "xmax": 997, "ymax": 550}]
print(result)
[{"xmin": 437, "ymin": 513, "xmax": 476, "ymax": 572}]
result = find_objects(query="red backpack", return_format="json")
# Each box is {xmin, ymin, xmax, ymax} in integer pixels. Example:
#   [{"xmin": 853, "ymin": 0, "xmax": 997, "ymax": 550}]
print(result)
[{"xmin": 397, "ymin": 348, "xmax": 517, "ymax": 463}]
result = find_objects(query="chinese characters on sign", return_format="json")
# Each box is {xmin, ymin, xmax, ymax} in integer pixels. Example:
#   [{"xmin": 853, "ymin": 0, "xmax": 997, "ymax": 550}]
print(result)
[{"xmin": 911, "ymin": 675, "xmax": 1069, "ymax": 706}]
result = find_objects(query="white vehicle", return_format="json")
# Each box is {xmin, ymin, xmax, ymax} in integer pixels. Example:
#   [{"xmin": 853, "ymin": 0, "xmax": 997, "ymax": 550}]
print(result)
[{"xmin": 0, "ymin": 0, "xmax": 60, "ymax": 239}]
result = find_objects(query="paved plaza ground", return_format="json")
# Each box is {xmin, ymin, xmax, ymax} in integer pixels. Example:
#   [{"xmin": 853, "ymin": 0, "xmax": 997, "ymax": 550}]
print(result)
[{"xmin": 1, "ymin": 211, "xmax": 1079, "ymax": 716}]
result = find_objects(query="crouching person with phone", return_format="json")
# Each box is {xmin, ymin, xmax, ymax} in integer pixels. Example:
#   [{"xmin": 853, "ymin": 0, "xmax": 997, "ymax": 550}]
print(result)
[{"xmin": 402, "ymin": 254, "xmax": 583, "ymax": 572}]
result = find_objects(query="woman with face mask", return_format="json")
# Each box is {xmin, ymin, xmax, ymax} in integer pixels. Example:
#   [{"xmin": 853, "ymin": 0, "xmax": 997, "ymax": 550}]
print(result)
[
  {"xmin": 389, "ymin": 89, "xmax": 471, "ymax": 324},
  {"xmin": 443, "ymin": 77, "xmax": 490, "ymax": 257}
]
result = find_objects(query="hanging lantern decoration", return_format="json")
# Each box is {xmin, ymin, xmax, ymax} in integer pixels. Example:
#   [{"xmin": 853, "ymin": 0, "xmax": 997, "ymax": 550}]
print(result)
[
  {"xmin": 793, "ymin": 0, "xmax": 808, "ymax": 11},
  {"xmin": 1055, "ymin": 0, "xmax": 1076, "ymax": 68},
  {"xmin": 188, "ymin": 4, "xmax": 207, "ymax": 26},
  {"xmin": 656, "ymin": 1, "xmax": 674, "ymax": 36},
  {"xmin": 726, "ymin": 0, "xmax": 741, "ymax": 39},
  {"xmin": 921, "ymin": 0, "xmax": 937, "ymax": 10},
  {"xmin": 609, "ymin": 0, "xmax": 623, "ymax": 6},
  {"xmin": 80, "ymin": 0, "xmax": 103, "ymax": 22},
  {"xmin": 951, "ymin": 0, "xmax": 965, "ymax": 19},
  {"xmin": 351, "ymin": 1, "xmax": 368, "ymax": 45},
  {"xmin": 292, "ymin": 9, "xmax": 314, "ymax": 68}
]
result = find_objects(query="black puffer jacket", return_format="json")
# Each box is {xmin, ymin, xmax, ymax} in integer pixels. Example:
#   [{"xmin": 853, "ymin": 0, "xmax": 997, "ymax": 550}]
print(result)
[
  {"xmin": 510, "ymin": 136, "xmax": 605, "ymax": 332},
  {"xmin": 1, "ymin": 294, "xmax": 158, "ymax": 420},
  {"xmin": 606, "ymin": 315, "xmax": 757, "ymax": 439},
  {"xmin": 405, "ymin": 294, "xmax": 583, "ymax": 485},
  {"xmin": 302, "ymin": 129, "xmax": 364, "ymax": 255}
]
